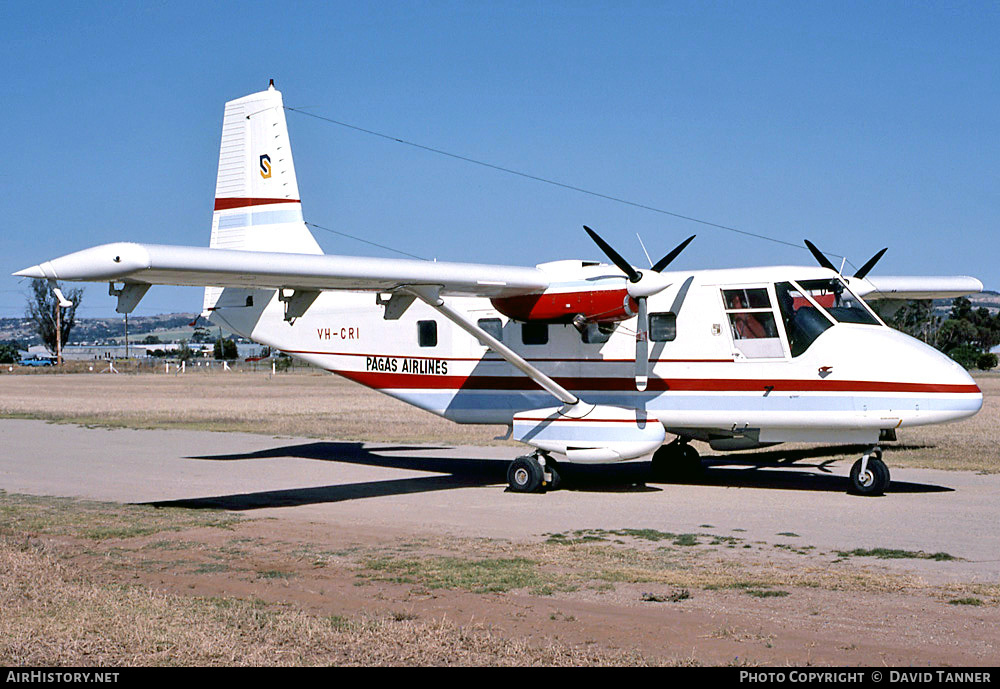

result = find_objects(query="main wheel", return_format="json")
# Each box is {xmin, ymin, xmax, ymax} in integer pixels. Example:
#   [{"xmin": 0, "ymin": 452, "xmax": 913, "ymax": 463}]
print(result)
[
  {"xmin": 850, "ymin": 456, "xmax": 890, "ymax": 496},
  {"xmin": 544, "ymin": 457, "xmax": 562, "ymax": 491},
  {"xmin": 650, "ymin": 442, "xmax": 702, "ymax": 481},
  {"xmin": 508, "ymin": 455, "xmax": 545, "ymax": 493}
]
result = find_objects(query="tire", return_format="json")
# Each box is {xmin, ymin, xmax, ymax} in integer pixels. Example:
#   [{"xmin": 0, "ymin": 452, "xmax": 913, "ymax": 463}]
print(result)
[
  {"xmin": 544, "ymin": 458, "xmax": 562, "ymax": 491},
  {"xmin": 850, "ymin": 457, "xmax": 890, "ymax": 496},
  {"xmin": 508, "ymin": 455, "xmax": 545, "ymax": 493},
  {"xmin": 650, "ymin": 442, "xmax": 702, "ymax": 481}
]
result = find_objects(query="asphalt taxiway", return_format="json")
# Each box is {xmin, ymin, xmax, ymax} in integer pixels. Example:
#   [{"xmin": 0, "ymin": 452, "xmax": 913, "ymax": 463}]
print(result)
[{"xmin": 2, "ymin": 419, "xmax": 997, "ymax": 578}]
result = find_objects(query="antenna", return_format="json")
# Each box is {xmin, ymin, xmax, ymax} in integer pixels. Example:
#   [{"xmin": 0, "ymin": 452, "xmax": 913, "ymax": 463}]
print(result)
[{"xmin": 636, "ymin": 233, "xmax": 653, "ymax": 268}]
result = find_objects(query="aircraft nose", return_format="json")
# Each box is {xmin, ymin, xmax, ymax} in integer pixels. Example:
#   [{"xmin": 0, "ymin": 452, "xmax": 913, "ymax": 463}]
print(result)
[{"xmin": 887, "ymin": 329, "xmax": 983, "ymax": 424}]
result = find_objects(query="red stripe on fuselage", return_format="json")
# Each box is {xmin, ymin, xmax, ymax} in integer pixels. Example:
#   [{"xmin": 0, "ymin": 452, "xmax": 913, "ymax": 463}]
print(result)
[
  {"xmin": 334, "ymin": 370, "xmax": 981, "ymax": 395},
  {"xmin": 214, "ymin": 197, "xmax": 301, "ymax": 211}
]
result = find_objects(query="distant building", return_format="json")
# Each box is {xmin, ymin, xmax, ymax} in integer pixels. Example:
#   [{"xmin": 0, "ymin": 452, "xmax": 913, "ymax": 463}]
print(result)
[{"xmin": 28, "ymin": 343, "xmax": 267, "ymax": 360}]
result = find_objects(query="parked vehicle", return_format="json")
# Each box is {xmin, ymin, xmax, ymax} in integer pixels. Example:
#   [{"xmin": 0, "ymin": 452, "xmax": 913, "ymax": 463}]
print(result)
[{"xmin": 20, "ymin": 357, "xmax": 55, "ymax": 367}]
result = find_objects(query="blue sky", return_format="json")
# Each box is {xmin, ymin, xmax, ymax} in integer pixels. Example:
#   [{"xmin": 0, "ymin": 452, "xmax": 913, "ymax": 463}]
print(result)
[{"xmin": 3, "ymin": 1, "xmax": 997, "ymax": 318}]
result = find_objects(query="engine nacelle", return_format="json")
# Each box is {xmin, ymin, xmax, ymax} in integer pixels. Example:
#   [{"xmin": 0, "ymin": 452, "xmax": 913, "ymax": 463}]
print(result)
[{"xmin": 491, "ymin": 287, "xmax": 637, "ymax": 323}]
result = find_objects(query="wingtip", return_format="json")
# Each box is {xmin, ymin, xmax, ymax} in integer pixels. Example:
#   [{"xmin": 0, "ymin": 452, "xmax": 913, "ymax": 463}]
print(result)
[{"xmin": 13, "ymin": 265, "xmax": 45, "ymax": 279}]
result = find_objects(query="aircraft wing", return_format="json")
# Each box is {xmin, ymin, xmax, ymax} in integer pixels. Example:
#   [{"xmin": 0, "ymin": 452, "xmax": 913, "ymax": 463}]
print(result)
[
  {"xmin": 13, "ymin": 242, "xmax": 550, "ymax": 298},
  {"xmin": 849, "ymin": 275, "xmax": 984, "ymax": 301}
]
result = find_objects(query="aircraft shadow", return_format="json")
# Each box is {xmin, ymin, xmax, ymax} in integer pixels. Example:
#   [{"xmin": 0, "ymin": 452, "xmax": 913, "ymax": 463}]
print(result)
[
  {"xmin": 146, "ymin": 441, "xmax": 509, "ymax": 510},
  {"xmin": 556, "ymin": 463, "xmax": 951, "ymax": 495},
  {"xmin": 143, "ymin": 440, "xmax": 951, "ymax": 510}
]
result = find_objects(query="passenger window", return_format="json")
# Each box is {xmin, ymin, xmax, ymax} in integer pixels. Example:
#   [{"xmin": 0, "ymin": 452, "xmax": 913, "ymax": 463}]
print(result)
[
  {"xmin": 649, "ymin": 313, "xmax": 676, "ymax": 342},
  {"xmin": 477, "ymin": 318, "xmax": 503, "ymax": 342},
  {"xmin": 417, "ymin": 320, "xmax": 437, "ymax": 347},
  {"xmin": 722, "ymin": 288, "xmax": 784, "ymax": 358},
  {"xmin": 581, "ymin": 322, "xmax": 613, "ymax": 344},
  {"xmin": 521, "ymin": 322, "xmax": 548, "ymax": 345}
]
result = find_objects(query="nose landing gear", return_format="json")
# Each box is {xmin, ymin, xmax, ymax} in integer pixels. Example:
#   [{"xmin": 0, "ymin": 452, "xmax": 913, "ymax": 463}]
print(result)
[{"xmin": 850, "ymin": 445, "xmax": 890, "ymax": 496}]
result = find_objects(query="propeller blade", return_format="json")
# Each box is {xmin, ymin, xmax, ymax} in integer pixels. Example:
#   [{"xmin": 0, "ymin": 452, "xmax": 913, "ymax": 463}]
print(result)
[
  {"xmin": 804, "ymin": 239, "xmax": 838, "ymax": 272},
  {"xmin": 635, "ymin": 296, "xmax": 649, "ymax": 391},
  {"xmin": 651, "ymin": 235, "xmax": 696, "ymax": 273},
  {"xmin": 853, "ymin": 248, "xmax": 888, "ymax": 280},
  {"xmin": 584, "ymin": 225, "xmax": 641, "ymax": 283}
]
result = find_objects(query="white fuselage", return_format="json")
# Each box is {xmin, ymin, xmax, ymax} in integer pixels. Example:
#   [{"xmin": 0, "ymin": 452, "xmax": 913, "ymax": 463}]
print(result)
[{"xmin": 208, "ymin": 264, "xmax": 983, "ymax": 450}]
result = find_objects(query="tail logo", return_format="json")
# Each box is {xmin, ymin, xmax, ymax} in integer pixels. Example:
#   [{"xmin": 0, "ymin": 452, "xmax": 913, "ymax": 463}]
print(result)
[{"xmin": 259, "ymin": 154, "xmax": 272, "ymax": 179}]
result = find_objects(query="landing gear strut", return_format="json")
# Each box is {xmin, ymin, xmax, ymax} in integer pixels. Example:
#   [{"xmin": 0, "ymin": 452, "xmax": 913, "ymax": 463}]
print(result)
[
  {"xmin": 507, "ymin": 452, "xmax": 560, "ymax": 493},
  {"xmin": 650, "ymin": 439, "xmax": 702, "ymax": 481},
  {"xmin": 850, "ymin": 445, "xmax": 890, "ymax": 496}
]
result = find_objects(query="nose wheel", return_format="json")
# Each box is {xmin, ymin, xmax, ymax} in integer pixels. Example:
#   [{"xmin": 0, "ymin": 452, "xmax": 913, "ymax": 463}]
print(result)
[{"xmin": 850, "ymin": 446, "xmax": 890, "ymax": 496}]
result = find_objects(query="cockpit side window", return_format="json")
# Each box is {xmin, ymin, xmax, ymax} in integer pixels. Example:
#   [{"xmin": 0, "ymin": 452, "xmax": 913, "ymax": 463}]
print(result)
[
  {"xmin": 794, "ymin": 278, "xmax": 881, "ymax": 326},
  {"xmin": 775, "ymin": 282, "xmax": 833, "ymax": 357}
]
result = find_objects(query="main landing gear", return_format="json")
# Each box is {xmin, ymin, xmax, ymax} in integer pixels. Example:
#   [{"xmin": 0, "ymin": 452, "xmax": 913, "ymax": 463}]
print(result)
[
  {"xmin": 650, "ymin": 439, "xmax": 703, "ymax": 481},
  {"xmin": 507, "ymin": 452, "xmax": 561, "ymax": 493},
  {"xmin": 850, "ymin": 445, "xmax": 890, "ymax": 496}
]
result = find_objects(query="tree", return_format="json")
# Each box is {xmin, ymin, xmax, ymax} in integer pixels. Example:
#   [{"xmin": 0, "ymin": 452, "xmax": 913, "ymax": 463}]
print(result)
[
  {"xmin": 977, "ymin": 352, "xmax": 998, "ymax": 371},
  {"xmin": 0, "ymin": 343, "xmax": 20, "ymax": 364},
  {"xmin": 878, "ymin": 296, "xmax": 1000, "ymax": 370},
  {"xmin": 25, "ymin": 280, "xmax": 83, "ymax": 356},
  {"xmin": 190, "ymin": 326, "xmax": 213, "ymax": 343},
  {"xmin": 213, "ymin": 337, "xmax": 238, "ymax": 360},
  {"xmin": 176, "ymin": 339, "xmax": 194, "ymax": 363},
  {"xmin": 878, "ymin": 300, "xmax": 938, "ymax": 344}
]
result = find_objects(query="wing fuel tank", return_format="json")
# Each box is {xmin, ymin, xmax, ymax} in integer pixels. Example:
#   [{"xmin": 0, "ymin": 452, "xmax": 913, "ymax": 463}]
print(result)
[{"xmin": 513, "ymin": 405, "xmax": 666, "ymax": 463}]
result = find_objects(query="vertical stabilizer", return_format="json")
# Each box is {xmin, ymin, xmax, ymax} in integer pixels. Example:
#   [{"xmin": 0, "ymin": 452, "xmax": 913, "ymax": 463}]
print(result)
[{"xmin": 205, "ymin": 82, "xmax": 322, "ymax": 312}]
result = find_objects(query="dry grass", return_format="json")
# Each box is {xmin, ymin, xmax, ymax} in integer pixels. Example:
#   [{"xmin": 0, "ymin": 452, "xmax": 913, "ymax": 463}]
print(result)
[
  {"xmin": 0, "ymin": 536, "xmax": 647, "ymax": 666},
  {"xmin": 0, "ymin": 370, "xmax": 996, "ymax": 468},
  {"xmin": 2, "ymin": 491, "xmax": 996, "ymax": 666},
  {"xmin": 0, "ymin": 370, "xmax": 507, "ymax": 445},
  {"xmin": 363, "ymin": 530, "xmax": 994, "ymax": 600}
]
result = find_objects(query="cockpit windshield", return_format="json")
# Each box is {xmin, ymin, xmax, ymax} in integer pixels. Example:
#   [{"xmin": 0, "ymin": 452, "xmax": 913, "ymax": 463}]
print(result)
[
  {"xmin": 793, "ymin": 278, "xmax": 881, "ymax": 326},
  {"xmin": 774, "ymin": 278, "xmax": 881, "ymax": 357}
]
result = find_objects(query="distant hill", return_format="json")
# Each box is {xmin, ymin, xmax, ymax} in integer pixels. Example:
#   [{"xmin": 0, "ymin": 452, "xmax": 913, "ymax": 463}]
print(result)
[{"xmin": 0, "ymin": 313, "xmax": 199, "ymax": 346}]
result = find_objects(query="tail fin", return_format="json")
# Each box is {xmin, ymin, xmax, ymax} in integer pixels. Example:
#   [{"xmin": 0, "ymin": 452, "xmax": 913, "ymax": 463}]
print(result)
[{"xmin": 205, "ymin": 82, "xmax": 322, "ymax": 312}]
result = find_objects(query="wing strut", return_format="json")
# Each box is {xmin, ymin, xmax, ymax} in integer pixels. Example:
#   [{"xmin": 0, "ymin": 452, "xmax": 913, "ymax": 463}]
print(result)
[{"xmin": 404, "ymin": 286, "xmax": 580, "ymax": 407}]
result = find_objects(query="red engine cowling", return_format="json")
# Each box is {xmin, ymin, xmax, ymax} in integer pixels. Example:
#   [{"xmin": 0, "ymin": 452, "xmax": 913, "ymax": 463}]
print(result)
[{"xmin": 491, "ymin": 288, "xmax": 637, "ymax": 323}]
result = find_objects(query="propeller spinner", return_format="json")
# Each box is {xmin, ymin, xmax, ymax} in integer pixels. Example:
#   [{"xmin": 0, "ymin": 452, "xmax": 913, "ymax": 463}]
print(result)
[{"xmin": 584, "ymin": 226, "xmax": 695, "ymax": 391}]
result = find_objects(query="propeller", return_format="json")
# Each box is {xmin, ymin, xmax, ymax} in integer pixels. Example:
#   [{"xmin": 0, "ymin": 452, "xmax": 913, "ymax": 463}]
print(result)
[
  {"xmin": 853, "ymin": 247, "xmax": 887, "ymax": 280},
  {"xmin": 803, "ymin": 239, "xmax": 837, "ymax": 272},
  {"xmin": 584, "ymin": 225, "xmax": 695, "ymax": 391},
  {"xmin": 803, "ymin": 240, "xmax": 888, "ymax": 279}
]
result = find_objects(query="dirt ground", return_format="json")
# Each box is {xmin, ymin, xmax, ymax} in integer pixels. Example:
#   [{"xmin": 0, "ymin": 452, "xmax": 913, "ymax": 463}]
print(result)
[
  {"xmin": 3, "ymin": 499, "xmax": 997, "ymax": 666},
  {"xmin": 1, "ymin": 370, "xmax": 998, "ymax": 666}
]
